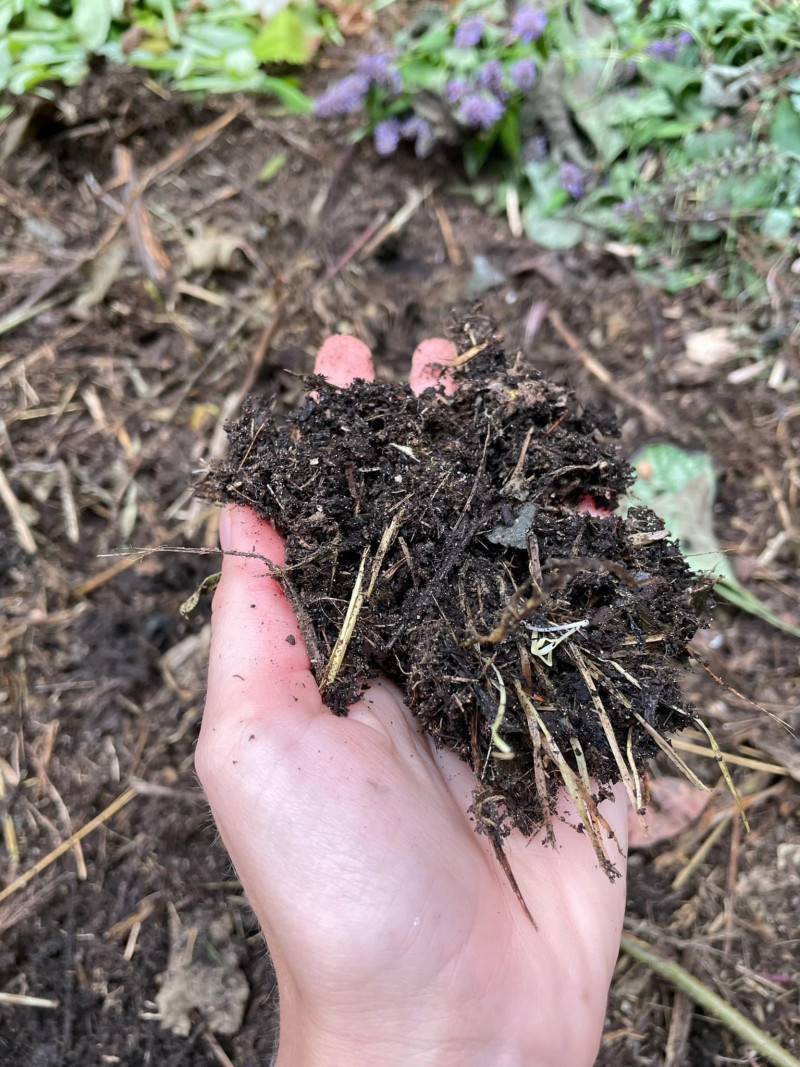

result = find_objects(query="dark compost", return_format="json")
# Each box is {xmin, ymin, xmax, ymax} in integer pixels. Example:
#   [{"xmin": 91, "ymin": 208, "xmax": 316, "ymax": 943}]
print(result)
[{"xmin": 200, "ymin": 315, "xmax": 713, "ymax": 873}]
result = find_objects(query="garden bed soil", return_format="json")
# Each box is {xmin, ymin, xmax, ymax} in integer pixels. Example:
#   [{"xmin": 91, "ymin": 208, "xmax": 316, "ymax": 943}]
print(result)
[{"xmin": 0, "ymin": 68, "xmax": 798, "ymax": 1066}]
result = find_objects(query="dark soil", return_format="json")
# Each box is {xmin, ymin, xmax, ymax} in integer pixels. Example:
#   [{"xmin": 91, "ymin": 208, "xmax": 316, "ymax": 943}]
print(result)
[
  {"xmin": 1, "ymin": 60, "xmax": 797, "ymax": 1067},
  {"xmin": 202, "ymin": 313, "xmax": 711, "ymax": 862}
]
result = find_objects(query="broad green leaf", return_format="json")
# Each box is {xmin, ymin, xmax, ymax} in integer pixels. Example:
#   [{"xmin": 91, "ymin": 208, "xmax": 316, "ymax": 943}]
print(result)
[
  {"xmin": 761, "ymin": 207, "xmax": 794, "ymax": 241},
  {"xmin": 771, "ymin": 96, "xmax": 800, "ymax": 155},
  {"xmin": 626, "ymin": 443, "xmax": 800, "ymax": 637},
  {"xmin": 252, "ymin": 9, "xmax": 312, "ymax": 64},
  {"xmin": 73, "ymin": 0, "xmax": 113, "ymax": 51},
  {"xmin": 524, "ymin": 211, "xmax": 587, "ymax": 248}
]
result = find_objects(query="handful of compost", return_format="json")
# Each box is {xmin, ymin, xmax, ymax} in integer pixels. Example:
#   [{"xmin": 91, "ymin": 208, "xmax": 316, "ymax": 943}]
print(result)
[{"xmin": 199, "ymin": 315, "xmax": 713, "ymax": 873}]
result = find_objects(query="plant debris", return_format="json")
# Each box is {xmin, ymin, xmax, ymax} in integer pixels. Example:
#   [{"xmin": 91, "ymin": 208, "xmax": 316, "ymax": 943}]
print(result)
[{"xmin": 199, "ymin": 314, "xmax": 714, "ymax": 872}]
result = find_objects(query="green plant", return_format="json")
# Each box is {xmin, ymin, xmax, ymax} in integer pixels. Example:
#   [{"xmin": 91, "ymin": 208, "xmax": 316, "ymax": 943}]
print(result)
[
  {"xmin": 0, "ymin": 0, "xmax": 335, "ymax": 103},
  {"xmin": 311, "ymin": 0, "xmax": 800, "ymax": 293}
]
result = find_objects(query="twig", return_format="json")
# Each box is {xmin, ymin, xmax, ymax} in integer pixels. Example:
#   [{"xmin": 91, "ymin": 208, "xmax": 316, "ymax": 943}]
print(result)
[
  {"xmin": 0, "ymin": 466, "xmax": 37, "ymax": 554},
  {"xmin": 434, "ymin": 202, "xmax": 463, "ymax": 265},
  {"xmin": 693, "ymin": 717, "xmax": 750, "ymax": 832},
  {"xmin": 4, "ymin": 104, "xmax": 244, "ymax": 333},
  {"xmin": 0, "ymin": 787, "xmax": 136, "ymax": 905},
  {"xmin": 620, "ymin": 935, "xmax": 800, "ymax": 1067},
  {"xmin": 319, "ymin": 549, "xmax": 369, "ymax": 695},
  {"xmin": 571, "ymin": 645, "xmax": 643, "ymax": 819},
  {"xmin": 514, "ymin": 680, "xmax": 618, "ymax": 877},
  {"xmin": 71, "ymin": 512, "xmax": 213, "ymax": 596},
  {"xmin": 673, "ymin": 738, "xmax": 788, "ymax": 777},
  {"xmin": 359, "ymin": 182, "xmax": 436, "ymax": 259},
  {"xmin": 548, "ymin": 309, "xmax": 669, "ymax": 430},
  {"xmin": 0, "ymin": 992, "xmax": 59, "ymax": 1009}
]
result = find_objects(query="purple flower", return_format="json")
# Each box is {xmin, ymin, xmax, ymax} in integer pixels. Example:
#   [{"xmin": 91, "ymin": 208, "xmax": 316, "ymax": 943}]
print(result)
[
  {"xmin": 374, "ymin": 118, "xmax": 401, "ymax": 156},
  {"xmin": 313, "ymin": 73, "xmax": 370, "ymax": 117},
  {"xmin": 524, "ymin": 133, "xmax": 548, "ymax": 161},
  {"xmin": 559, "ymin": 161, "xmax": 584, "ymax": 200},
  {"xmin": 615, "ymin": 200, "xmax": 643, "ymax": 218},
  {"xmin": 677, "ymin": 31, "xmax": 693, "ymax": 45},
  {"xmin": 510, "ymin": 57, "xmax": 537, "ymax": 90},
  {"xmin": 510, "ymin": 6, "xmax": 547, "ymax": 43},
  {"xmin": 445, "ymin": 78, "xmax": 469, "ymax": 104},
  {"xmin": 647, "ymin": 38, "xmax": 678, "ymax": 60},
  {"xmin": 356, "ymin": 52, "xmax": 402, "ymax": 93},
  {"xmin": 458, "ymin": 91, "xmax": 505, "ymax": 130},
  {"xmin": 477, "ymin": 58, "xmax": 506, "ymax": 97},
  {"xmin": 400, "ymin": 116, "xmax": 436, "ymax": 158},
  {"xmin": 454, "ymin": 15, "xmax": 485, "ymax": 48}
]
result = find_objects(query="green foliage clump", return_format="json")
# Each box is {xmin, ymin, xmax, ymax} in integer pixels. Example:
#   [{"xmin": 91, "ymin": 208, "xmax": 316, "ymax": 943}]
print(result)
[{"xmin": 0, "ymin": 0, "xmax": 334, "ymax": 105}]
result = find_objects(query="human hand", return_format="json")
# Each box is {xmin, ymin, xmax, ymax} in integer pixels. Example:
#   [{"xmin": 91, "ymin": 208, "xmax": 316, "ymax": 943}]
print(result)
[{"xmin": 197, "ymin": 336, "xmax": 628, "ymax": 1067}]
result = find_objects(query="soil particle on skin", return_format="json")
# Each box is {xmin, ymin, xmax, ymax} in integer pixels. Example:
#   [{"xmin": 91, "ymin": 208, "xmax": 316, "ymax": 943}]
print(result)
[{"xmin": 200, "ymin": 314, "xmax": 713, "ymax": 855}]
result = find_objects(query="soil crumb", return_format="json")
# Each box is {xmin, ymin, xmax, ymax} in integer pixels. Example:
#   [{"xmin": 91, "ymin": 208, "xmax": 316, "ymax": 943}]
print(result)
[{"xmin": 200, "ymin": 314, "xmax": 712, "ymax": 868}]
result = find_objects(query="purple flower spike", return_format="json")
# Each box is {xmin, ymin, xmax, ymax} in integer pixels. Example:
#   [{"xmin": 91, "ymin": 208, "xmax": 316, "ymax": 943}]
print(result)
[
  {"xmin": 313, "ymin": 73, "xmax": 370, "ymax": 117},
  {"xmin": 510, "ymin": 6, "xmax": 547, "ymax": 43},
  {"xmin": 677, "ymin": 30, "xmax": 693, "ymax": 45},
  {"xmin": 454, "ymin": 15, "xmax": 486, "ymax": 48},
  {"xmin": 524, "ymin": 133, "xmax": 548, "ymax": 161},
  {"xmin": 374, "ymin": 118, "xmax": 401, "ymax": 157},
  {"xmin": 445, "ymin": 78, "xmax": 469, "ymax": 104},
  {"xmin": 458, "ymin": 91, "xmax": 505, "ymax": 130},
  {"xmin": 510, "ymin": 57, "xmax": 537, "ymax": 90},
  {"xmin": 356, "ymin": 52, "xmax": 402, "ymax": 93},
  {"xmin": 559, "ymin": 162, "xmax": 584, "ymax": 199},
  {"xmin": 477, "ymin": 58, "xmax": 506, "ymax": 97},
  {"xmin": 647, "ymin": 38, "xmax": 678, "ymax": 60}
]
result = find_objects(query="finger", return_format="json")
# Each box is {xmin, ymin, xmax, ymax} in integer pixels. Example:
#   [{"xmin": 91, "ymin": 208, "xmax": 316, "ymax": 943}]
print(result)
[
  {"xmin": 314, "ymin": 334, "xmax": 375, "ymax": 386},
  {"xmin": 203, "ymin": 506, "xmax": 322, "ymax": 734},
  {"xmin": 409, "ymin": 338, "xmax": 458, "ymax": 396}
]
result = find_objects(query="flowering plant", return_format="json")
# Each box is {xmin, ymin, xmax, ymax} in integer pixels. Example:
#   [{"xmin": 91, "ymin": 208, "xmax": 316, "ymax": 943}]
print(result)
[{"xmin": 313, "ymin": 1, "xmax": 552, "ymax": 170}]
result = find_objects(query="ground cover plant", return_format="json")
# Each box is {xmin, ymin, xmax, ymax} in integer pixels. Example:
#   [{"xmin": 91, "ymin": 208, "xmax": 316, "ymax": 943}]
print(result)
[
  {"xmin": 0, "ymin": 0, "xmax": 330, "ymax": 100},
  {"xmin": 311, "ymin": 0, "xmax": 800, "ymax": 295}
]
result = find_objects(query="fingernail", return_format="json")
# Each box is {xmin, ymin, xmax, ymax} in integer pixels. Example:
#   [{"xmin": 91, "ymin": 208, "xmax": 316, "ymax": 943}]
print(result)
[{"xmin": 219, "ymin": 508, "xmax": 232, "ymax": 551}]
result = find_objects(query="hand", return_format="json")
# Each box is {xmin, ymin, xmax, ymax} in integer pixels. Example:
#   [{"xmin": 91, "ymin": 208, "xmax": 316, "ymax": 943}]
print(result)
[{"xmin": 197, "ymin": 336, "xmax": 628, "ymax": 1067}]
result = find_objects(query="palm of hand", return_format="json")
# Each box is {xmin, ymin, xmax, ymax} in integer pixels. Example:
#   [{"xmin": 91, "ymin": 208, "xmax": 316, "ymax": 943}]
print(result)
[{"xmin": 198, "ymin": 337, "xmax": 628, "ymax": 1067}]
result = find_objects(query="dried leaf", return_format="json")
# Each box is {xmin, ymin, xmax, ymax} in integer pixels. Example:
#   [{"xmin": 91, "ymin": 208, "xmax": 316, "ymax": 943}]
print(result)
[
  {"xmin": 628, "ymin": 776, "xmax": 710, "ymax": 848},
  {"xmin": 685, "ymin": 327, "xmax": 738, "ymax": 367},
  {"xmin": 70, "ymin": 238, "xmax": 128, "ymax": 320}
]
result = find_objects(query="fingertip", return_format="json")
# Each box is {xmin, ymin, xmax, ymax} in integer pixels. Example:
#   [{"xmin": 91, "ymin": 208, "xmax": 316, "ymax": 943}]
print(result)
[
  {"xmin": 315, "ymin": 335, "xmax": 375, "ymax": 387},
  {"xmin": 410, "ymin": 338, "xmax": 458, "ymax": 396}
]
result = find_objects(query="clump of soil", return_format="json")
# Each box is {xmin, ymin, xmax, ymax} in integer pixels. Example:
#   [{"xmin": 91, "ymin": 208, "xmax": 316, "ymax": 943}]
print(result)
[{"xmin": 200, "ymin": 314, "xmax": 712, "ymax": 871}]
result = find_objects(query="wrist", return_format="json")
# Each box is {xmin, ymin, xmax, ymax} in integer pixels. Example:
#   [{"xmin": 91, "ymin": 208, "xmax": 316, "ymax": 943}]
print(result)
[
  {"xmin": 273, "ymin": 996, "xmax": 554, "ymax": 1067},
  {"xmin": 275, "ymin": 1026, "xmax": 540, "ymax": 1067}
]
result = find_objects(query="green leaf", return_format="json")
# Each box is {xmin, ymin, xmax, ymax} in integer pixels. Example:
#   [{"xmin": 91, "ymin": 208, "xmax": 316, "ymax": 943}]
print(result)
[
  {"xmin": 761, "ymin": 207, "xmax": 794, "ymax": 241},
  {"xmin": 524, "ymin": 211, "xmax": 587, "ymax": 248},
  {"xmin": 72, "ymin": 0, "xmax": 113, "ymax": 51},
  {"xmin": 771, "ymin": 96, "xmax": 800, "ymax": 155},
  {"xmin": 257, "ymin": 151, "xmax": 287, "ymax": 182},
  {"xmin": 252, "ymin": 9, "xmax": 312, "ymax": 65},
  {"xmin": 463, "ymin": 132, "xmax": 498, "ymax": 179},
  {"xmin": 262, "ymin": 75, "xmax": 311, "ymax": 113},
  {"xmin": 496, "ymin": 107, "xmax": 521, "ymax": 164},
  {"xmin": 625, "ymin": 443, "xmax": 800, "ymax": 637}
]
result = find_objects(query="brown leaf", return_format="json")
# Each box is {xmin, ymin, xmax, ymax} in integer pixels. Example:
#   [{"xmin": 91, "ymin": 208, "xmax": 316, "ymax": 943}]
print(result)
[{"xmin": 629, "ymin": 776, "xmax": 710, "ymax": 849}]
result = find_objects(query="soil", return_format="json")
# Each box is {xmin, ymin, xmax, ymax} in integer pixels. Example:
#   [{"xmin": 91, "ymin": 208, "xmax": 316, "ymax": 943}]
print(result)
[
  {"xmin": 202, "ymin": 314, "xmax": 711, "ymax": 866},
  {"xmin": 0, "ymin": 61, "xmax": 798, "ymax": 1067}
]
